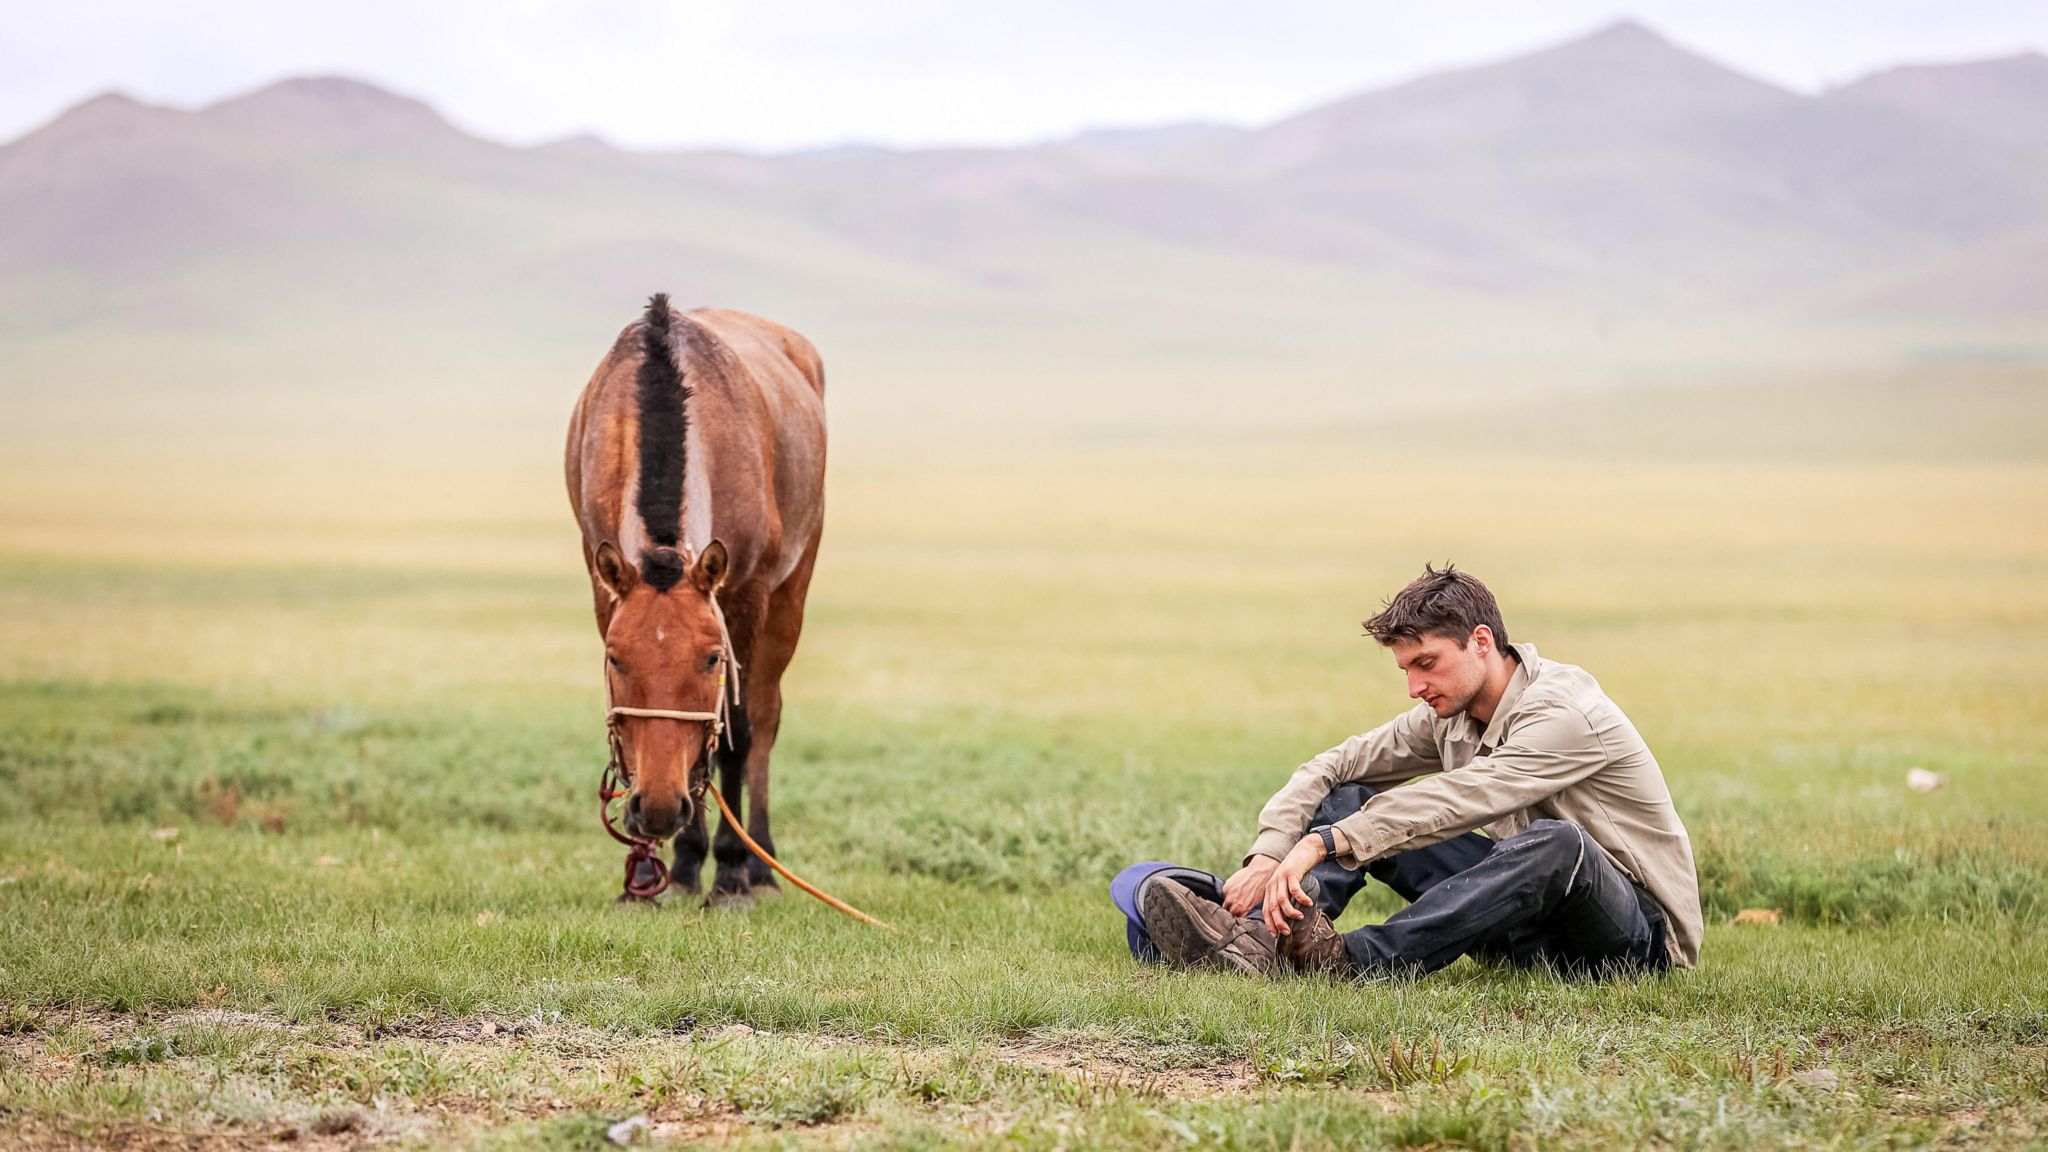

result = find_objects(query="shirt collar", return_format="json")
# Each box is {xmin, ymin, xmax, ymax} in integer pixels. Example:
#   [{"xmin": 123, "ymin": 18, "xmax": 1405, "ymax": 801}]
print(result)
[{"xmin": 1475, "ymin": 643, "xmax": 1540, "ymax": 751}]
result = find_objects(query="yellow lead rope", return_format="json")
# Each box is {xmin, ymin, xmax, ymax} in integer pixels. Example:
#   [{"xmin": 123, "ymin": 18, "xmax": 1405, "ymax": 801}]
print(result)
[{"xmin": 705, "ymin": 782, "xmax": 897, "ymax": 932}]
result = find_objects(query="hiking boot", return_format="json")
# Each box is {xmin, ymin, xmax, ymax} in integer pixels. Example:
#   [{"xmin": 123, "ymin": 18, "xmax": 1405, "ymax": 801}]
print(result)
[
  {"xmin": 1141, "ymin": 878, "xmax": 1279, "ymax": 976},
  {"xmin": 1280, "ymin": 874, "xmax": 1348, "ymax": 974}
]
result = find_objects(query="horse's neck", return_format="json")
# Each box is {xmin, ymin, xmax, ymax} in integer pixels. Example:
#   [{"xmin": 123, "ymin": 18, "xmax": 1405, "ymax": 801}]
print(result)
[
  {"xmin": 612, "ymin": 393, "xmax": 713, "ymax": 565},
  {"xmin": 681, "ymin": 413, "xmax": 713, "ymax": 556}
]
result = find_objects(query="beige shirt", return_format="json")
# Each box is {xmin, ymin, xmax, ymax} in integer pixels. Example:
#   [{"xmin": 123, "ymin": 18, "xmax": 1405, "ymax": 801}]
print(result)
[{"xmin": 1247, "ymin": 643, "xmax": 1702, "ymax": 968}]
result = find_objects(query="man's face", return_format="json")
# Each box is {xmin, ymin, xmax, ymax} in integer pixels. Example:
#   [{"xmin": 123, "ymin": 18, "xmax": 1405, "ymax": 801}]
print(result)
[{"xmin": 1389, "ymin": 630, "xmax": 1490, "ymax": 718}]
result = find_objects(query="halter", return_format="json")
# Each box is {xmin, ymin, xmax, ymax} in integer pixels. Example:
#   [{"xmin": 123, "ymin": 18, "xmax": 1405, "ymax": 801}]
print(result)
[
  {"xmin": 587, "ymin": 579, "xmax": 897, "ymax": 931},
  {"xmin": 598, "ymin": 587, "xmax": 742, "ymax": 899}
]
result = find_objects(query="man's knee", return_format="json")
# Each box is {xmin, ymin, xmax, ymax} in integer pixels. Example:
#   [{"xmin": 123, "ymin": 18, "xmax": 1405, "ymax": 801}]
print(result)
[
  {"xmin": 1514, "ymin": 819, "xmax": 1586, "ymax": 848},
  {"xmin": 1312, "ymin": 782, "xmax": 1377, "ymax": 825},
  {"xmin": 1501, "ymin": 820, "xmax": 1590, "ymax": 881}
]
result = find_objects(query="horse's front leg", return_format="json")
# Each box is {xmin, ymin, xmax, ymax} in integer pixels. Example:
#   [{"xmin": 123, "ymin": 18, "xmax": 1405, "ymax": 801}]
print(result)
[
  {"xmin": 671, "ymin": 801, "xmax": 708, "ymax": 895},
  {"xmin": 707, "ymin": 697, "xmax": 755, "ymax": 905}
]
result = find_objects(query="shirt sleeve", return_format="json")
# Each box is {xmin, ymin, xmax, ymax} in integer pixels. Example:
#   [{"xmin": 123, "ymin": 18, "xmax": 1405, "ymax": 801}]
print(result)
[
  {"xmin": 1327, "ymin": 700, "xmax": 1608, "ymax": 869},
  {"xmin": 1245, "ymin": 703, "xmax": 1442, "ymax": 863}
]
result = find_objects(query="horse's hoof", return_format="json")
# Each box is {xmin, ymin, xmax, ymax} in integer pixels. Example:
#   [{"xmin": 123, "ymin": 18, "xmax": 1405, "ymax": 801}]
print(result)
[
  {"xmin": 706, "ymin": 888, "xmax": 754, "ymax": 910},
  {"xmin": 614, "ymin": 892, "xmax": 661, "ymax": 909},
  {"xmin": 748, "ymin": 881, "xmax": 783, "ymax": 900}
]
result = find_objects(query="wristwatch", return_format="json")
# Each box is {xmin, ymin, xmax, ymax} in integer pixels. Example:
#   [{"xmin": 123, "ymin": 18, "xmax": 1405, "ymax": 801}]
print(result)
[{"xmin": 1310, "ymin": 824, "xmax": 1338, "ymax": 860}]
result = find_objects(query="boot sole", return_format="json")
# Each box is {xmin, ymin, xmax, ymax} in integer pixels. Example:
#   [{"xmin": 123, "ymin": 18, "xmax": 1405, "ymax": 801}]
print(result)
[
  {"xmin": 1141, "ymin": 880, "xmax": 1214, "ymax": 967},
  {"xmin": 1142, "ymin": 880, "xmax": 1270, "ymax": 976}
]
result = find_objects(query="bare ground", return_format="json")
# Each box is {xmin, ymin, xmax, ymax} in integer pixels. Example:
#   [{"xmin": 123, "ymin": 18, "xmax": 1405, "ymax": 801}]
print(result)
[{"xmin": 0, "ymin": 1009, "xmax": 1258, "ymax": 1150}]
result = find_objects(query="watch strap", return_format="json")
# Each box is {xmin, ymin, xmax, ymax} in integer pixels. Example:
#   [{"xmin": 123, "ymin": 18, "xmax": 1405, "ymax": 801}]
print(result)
[{"xmin": 1312, "ymin": 824, "xmax": 1337, "ymax": 859}]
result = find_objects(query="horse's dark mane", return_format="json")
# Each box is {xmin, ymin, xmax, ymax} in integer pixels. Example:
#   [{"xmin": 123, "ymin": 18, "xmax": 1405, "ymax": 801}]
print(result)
[{"xmin": 634, "ymin": 293, "xmax": 691, "ymax": 592}]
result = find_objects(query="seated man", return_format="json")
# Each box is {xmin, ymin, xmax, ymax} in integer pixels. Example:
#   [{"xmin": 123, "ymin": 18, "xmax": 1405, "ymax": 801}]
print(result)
[{"xmin": 1124, "ymin": 564, "xmax": 1701, "ymax": 978}]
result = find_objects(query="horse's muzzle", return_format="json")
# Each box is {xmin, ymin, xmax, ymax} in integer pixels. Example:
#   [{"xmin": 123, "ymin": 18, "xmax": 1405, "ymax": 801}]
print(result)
[{"xmin": 624, "ymin": 791, "xmax": 694, "ymax": 841}]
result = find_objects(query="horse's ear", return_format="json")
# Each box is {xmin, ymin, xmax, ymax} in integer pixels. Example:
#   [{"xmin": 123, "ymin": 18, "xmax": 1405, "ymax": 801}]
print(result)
[
  {"xmin": 691, "ymin": 539, "xmax": 729, "ymax": 594},
  {"xmin": 593, "ymin": 540, "xmax": 635, "ymax": 599}
]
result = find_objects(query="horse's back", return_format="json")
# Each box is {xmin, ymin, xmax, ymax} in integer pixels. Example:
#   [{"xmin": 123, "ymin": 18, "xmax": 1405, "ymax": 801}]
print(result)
[
  {"xmin": 686, "ymin": 308, "xmax": 825, "ymax": 403},
  {"xmin": 567, "ymin": 304, "xmax": 825, "ymax": 581},
  {"xmin": 680, "ymin": 309, "xmax": 827, "ymax": 586}
]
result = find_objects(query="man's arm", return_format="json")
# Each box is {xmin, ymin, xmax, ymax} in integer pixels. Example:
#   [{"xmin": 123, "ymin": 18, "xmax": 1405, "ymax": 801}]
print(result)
[
  {"xmin": 1243, "ymin": 703, "xmax": 1442, "ymax": 864},
  {"xmin": 1325, "ymin": 699, "xmax": 1608, "ymax": 870}
]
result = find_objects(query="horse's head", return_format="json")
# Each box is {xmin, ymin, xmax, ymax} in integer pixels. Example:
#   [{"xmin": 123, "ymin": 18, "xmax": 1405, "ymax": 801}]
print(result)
[{"xmin": 593, "ymin": 538, "xmax": 731, "ymax": 841}]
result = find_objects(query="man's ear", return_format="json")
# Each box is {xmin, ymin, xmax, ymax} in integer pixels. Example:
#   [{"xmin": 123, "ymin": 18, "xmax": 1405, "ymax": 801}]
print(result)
[
  {"xmin": 593, "ymin": 540, "xmax": 635, "ymax": 600},
  {"xmin": 691, "ymin": 539, "xmax": 729, "ymax": 595},
  {"xmin": 1470, "ymin": 625, "xmax": 1494, "ymax": 655}
]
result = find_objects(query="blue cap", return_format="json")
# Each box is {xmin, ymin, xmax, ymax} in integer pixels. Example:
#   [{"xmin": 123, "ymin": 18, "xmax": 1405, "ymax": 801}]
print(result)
[{"xmin": 1110, "ymin": 861, "xmax": 1224, "ymax": 964}]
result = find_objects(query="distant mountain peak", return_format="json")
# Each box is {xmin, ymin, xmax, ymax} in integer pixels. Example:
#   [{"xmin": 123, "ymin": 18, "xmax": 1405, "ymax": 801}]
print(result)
[
  {"xmin": 1580, "ymin": 17, "xmax": 1667, "ymax": 46},
  {"xmin": 1250, "ymin": 16, "xmax": 1789, "ymax": 166},
  {"xmin": 199, "ymin": 75, "xmax": 457, "ymax": 146},
  {"xmin": 44, "ymin": 90, "xmax": 168, "ymax": 133},
  {"xmin": 1831, "ymin": 51, "xmax": 2048, "ymax": 149},
  {"xmin": 1521, "ymin": 16, "xmax": 1766, "ymax": 81},
  {"xmin": 0, "ymin": 88, "xmax": 185, "ymax": 156},
  {"xmin": 1839, "ymin": 50, "xmax": 2048, "ymax": 96},
  {"xmin": 215, "ymin": 75, "xmax": 437, "ymax": 109},
  {"xmin": 70, "ymin": 91, "xmax": 149, "ymax": 115}
]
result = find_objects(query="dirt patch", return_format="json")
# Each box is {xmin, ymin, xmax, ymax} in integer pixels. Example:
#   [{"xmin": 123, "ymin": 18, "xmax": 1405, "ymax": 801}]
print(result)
[
  {"xmin": 1, "ymin": 1114, "xmax": 417, "ymax": 1152},
  {"xmin": 993, "ymin": 1038, "xmax": 1253, "ymax": 1099},
  {"xmin": 647, "ymin": 1111, "xmax": 750, "ymax": 1145},
  {"xmin": 0, "ymin": 1008, "xmax": 1255, "ymax": 1147}
]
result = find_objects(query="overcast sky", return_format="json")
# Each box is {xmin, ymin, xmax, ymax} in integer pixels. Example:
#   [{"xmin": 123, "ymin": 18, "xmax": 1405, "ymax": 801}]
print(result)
[{"xmin": 4, "ymin": 1, "xmax": 2045, "ymax": 151}]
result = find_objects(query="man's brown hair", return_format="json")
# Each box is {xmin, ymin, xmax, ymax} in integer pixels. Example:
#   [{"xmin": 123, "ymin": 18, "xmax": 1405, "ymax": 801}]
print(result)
[{"xmin": 1363, "ymin": 563, "xmax": 1509, "ymax": 649}]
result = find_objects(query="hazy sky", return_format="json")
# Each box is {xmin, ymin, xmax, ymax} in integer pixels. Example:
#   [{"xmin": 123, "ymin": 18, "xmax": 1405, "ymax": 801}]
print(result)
[{"xmin": 4, "ymin": 1, "xmax": 2045, "ymax": 151}]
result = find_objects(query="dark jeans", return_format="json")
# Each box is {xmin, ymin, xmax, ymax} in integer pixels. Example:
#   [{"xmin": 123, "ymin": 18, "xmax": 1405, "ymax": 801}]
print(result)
[{"xmin": 1307, "ymin": 783, "xmax": 1668, "ymax": 978}]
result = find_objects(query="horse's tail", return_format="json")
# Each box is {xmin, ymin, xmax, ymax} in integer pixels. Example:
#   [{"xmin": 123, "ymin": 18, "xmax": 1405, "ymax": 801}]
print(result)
[{"xmin": 635, "ymin": 293, "xmax": 689, "ymax": 558}]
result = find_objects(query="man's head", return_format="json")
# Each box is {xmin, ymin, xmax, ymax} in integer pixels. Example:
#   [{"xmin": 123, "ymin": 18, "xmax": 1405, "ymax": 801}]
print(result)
[{"xmin": 1363, "ymin": 564, "xmax": 1513, "ymax": 719}]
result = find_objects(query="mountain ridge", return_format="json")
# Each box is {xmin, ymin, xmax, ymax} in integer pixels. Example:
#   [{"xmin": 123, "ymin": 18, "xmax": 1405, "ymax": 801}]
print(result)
[
  {"xmin": 7, "ymin": 20, "xmax": 2036, "ymax": 159},
  {"xmin": 1830, "ymin": 52, "xmax": 2048, "ymax": 150},
  {"xmin": 1, "ymin": 19, "xmax": 2042, "ymax": 342}
]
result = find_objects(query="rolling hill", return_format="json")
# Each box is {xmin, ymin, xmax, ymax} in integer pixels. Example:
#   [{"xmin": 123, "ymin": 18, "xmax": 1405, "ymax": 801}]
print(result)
[{"xmin": 1, "ymin": 19, "xmax": 2043, "ymax": 456}]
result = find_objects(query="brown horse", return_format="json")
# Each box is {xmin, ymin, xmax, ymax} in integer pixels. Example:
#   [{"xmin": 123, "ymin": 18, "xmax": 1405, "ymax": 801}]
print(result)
[{"xmin": 565, "ymin": 294, "xmax": 826, "ymax": 903}]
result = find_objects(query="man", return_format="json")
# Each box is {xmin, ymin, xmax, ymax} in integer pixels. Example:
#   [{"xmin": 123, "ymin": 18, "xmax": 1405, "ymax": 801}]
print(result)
[{"xmin": 1127, "ymin": 564, "xmax": 1701, "ymax": 978}]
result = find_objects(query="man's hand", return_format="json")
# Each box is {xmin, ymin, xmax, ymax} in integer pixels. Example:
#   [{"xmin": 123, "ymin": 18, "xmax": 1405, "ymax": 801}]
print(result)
[
  {"xmin": 1260, "ymin": 835, "xmax": 1327, "ymax": 936},
  {"xmin": 1222, "ymin": 855, "xmax": 1278, "ymax": 916}
]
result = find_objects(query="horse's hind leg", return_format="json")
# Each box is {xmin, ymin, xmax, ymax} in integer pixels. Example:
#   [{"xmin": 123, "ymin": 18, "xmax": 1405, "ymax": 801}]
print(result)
[
  {"xmin": 740, "ymin": 554, "xmax": 818, "ymax": 893},
  {"xmin": 708, "ymin": 701, "xmax": 755, "ymax": 905},
  {"xmin": 741, "ymin": 678, "xmax": 782, "ymax": 894}
]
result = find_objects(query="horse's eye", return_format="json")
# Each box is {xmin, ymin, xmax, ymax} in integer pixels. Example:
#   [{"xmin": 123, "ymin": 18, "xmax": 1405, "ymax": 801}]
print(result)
[
  {"xmin": 704, "ymin": 652, "xmax": 722, "ymax": 671},
  {"xmin": 607, "ymin": 655, "xmax": 624, "ymax": 671}
]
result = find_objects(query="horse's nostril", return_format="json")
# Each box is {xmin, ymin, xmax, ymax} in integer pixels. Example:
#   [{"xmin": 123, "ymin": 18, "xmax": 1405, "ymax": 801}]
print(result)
[{"xmin": 628, "ymin": 793, "xmax": 644, "ymax": 817}]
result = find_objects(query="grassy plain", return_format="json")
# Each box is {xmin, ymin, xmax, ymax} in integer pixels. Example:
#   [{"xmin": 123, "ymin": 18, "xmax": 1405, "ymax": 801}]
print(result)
[{"xmin": 1, "ymin": 439, "xmax": 2045, "ymax": 1149}]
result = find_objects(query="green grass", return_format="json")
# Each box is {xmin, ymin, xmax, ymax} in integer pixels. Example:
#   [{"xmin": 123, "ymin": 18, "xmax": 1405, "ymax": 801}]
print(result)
[{"xmin": 2, "ymin": 447, "xmax": 2046, "ymax": 1148}]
